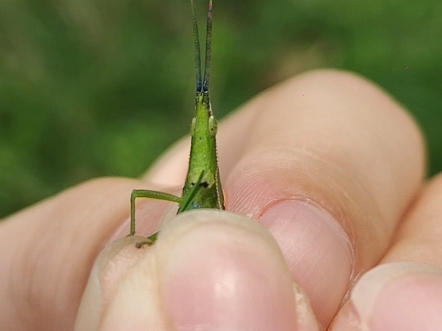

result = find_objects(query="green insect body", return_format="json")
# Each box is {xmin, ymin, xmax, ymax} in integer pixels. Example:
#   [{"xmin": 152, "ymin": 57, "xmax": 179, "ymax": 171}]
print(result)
[{"xmin": 129, "ymin": 0, "xmax": 224, "ymax": 246}]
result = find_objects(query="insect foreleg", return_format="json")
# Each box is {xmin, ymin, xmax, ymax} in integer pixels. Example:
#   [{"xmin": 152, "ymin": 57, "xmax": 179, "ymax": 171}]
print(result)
[
  {"xmin": 178, "ymin": 170, "xmax": 205, "ymax": 213},
  {"xmin": 130, "ymin": 189, "xmax": 182, "ymax": 236}
]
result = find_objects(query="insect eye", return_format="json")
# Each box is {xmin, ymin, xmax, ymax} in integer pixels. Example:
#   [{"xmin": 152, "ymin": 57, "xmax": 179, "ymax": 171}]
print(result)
[
  {"xmin": 190, "ymin": 117, "xmax": 196, "ymax": 136},
  {"xmin": 209, "ymin": 116, "xmax": 218, "ymax": 136}
]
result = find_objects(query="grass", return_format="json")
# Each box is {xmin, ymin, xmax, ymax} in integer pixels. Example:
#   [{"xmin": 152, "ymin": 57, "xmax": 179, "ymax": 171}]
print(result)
[{"xmin": 1, "ymin": 0, "xmax": 441, "ymax": 218}]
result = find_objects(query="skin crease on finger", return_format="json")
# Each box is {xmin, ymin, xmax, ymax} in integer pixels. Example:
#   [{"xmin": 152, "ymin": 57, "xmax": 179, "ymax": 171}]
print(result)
[
  {"xmin": 0, "ymin": 69, "xmax": 425, "ymax": 331},
  {"xmin": 143, "ymin": 70, "xmax": 425, "ymax": 327}
]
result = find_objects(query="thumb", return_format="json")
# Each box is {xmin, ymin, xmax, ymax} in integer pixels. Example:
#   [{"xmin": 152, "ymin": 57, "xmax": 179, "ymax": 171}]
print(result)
[{"xmin": 74, "ymin": 210, "xmax": 318, "ymax": 331}]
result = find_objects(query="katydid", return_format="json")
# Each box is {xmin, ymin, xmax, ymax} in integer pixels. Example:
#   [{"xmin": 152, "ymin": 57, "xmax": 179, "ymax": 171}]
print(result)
[{"xmin": 129, "ymin": 0, "xmax": 224, "ymax": 246}]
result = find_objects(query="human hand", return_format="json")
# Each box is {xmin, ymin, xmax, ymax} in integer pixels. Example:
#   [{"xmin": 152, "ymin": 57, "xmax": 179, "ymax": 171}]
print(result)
[{"xmin": 1, "ymin": 69, "xmax": 440, "ymax": 331}]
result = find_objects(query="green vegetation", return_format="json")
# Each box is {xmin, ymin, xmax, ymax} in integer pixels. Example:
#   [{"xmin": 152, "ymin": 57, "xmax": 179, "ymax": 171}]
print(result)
[{"xmin": 1, "ymin": 0, "xmax": 441, "ymax": 218}]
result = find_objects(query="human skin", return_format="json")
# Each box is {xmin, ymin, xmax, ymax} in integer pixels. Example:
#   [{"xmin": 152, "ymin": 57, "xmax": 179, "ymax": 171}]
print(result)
[{"xmin": 1, "ymin": 69, "xmax": 441, "ymax": 331}]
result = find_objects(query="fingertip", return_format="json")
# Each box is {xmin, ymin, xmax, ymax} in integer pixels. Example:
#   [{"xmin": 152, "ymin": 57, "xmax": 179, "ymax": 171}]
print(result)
[
  {"xmin": 156, "ymin": 210, "xmax": 311, "ymax": 331},
  {"xmin": 75, "ymin": 236, "xmax": 167, "ymax": 331},
  {"xmin": 332, "ymin": 262, "xmax": 442, "ymax": 331}
]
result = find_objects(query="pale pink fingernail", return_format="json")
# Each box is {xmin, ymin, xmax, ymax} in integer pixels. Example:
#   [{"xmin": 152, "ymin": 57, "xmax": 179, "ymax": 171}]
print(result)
[
  {"xmin": 156, "ymin": 210, "xmax": 302, "ymax": 331},
  {"xmin": 260, "ymin": 199, "xmax": 354, "ymax": 326}
]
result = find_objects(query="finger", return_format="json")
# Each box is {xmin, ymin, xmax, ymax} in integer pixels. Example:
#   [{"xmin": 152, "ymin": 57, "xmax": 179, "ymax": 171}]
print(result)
[
  {"xmin": 0, "ymin": 177, "xmax": 159, "ymax": 331},
  {"xmin": 75, "ymin": 210, "xmax": 319, "ymax": 331},
  {"xmin": 140, "ymin": 69, "xmax": 425, "ymax": 326},
  {"xmin": 331, "ymin": 173, "xmax": 442, "ymax": 331},
  {"xmin": 223, "ymin": 69, "xmax": 425, "ymax": 326}
]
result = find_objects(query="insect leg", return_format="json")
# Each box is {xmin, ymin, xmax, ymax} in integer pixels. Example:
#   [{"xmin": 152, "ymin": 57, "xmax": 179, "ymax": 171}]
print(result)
[
  {"xmin": 130, "ymin": 189, "xmax": 182, "ymax": 237},
  {"xmin": 178, "ymin": 170, "xmax": 205, "ymax": 213}
]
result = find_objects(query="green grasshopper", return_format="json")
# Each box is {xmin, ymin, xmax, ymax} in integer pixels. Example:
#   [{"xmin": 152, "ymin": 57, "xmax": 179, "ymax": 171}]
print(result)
[{"xmin": 129, "ymin": 0, "xmax": 224, "ymax": 246}]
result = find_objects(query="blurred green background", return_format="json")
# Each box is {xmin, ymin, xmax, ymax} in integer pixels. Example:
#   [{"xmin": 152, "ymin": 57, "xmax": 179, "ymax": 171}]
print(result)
[{"xmin": 1, "ymin": 0, "xmax": 441, "ymax": 218}]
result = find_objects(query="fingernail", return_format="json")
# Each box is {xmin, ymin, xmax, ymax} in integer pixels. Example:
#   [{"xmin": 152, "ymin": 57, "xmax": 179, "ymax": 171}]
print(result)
[
  {"xmin": 260, "ymin": 199, "xmax": 354, "ymax": 325},
  {"xmin": 333, "ymin": 262, "xmax": 442, "ymax": 331},
  {"xmin": 156, "ymin": 209, "xmax": 307, "ymax": 331}
]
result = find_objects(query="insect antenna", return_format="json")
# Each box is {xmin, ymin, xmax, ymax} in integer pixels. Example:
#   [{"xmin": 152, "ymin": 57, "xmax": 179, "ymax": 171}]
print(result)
[
  {"xmin": 191, "ymin": 0, "xmax": 203, "ymax": 93},
  {"xmin": 203, "ymin": 0, "xmax": 212, "ymax": 93}
]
